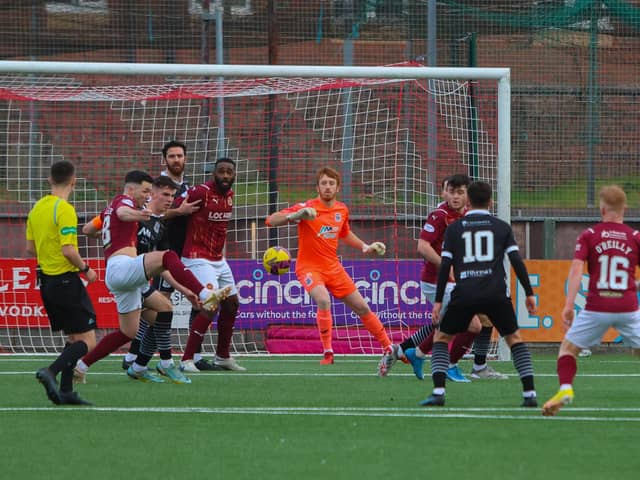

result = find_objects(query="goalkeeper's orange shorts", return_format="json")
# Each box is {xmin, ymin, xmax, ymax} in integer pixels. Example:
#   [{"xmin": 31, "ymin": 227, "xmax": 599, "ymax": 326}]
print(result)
[{"xmin": 296, "ymin": 264, "xmax": 357, "ymax": 300}]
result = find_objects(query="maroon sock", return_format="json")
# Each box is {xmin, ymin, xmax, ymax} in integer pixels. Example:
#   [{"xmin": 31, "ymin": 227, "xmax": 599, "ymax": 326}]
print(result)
[
  {"xmin": 181, "ymin": 313, "xmax": 211, "ymax": 361},
  {"xmin": 82, "ymin": 330, "xmax": 131, "ymax": 367},
  {"xmin": 161, "ymin": 250, "xmax": 205, "ymax": 295},
  {"xmin": 557, "ymin": 354, "xmax": 577, "ymax": 385},
  {"xmin": 418, "ymin": 329, "xmax": 435, "ymax": 354},
  {"xmin": 450, "ymin": 331, "xmax": 478, "ymax": 364},
  {"xmin": 216, "ymin": 309, "xmax": 236, "ymax": 359}
]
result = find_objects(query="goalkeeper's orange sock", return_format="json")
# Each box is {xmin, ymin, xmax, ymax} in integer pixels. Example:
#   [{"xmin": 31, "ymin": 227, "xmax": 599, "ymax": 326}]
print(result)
[
  {"xmin": 316, "ymin": 309, "xmax": 333, "ymax": 352},
  {"xmin": 360, "ymin": 311, "xmax": 392, "ymax": 350}
]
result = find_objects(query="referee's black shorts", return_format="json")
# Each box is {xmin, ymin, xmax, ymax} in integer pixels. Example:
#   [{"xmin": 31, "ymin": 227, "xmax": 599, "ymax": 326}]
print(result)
[
  {"xmin": 439, "ymin": 296, "xmax": 518, "ymax": 337},
  {"xmin": 39, "ymin": 271, "xmax": 96, "ymax": 334}
]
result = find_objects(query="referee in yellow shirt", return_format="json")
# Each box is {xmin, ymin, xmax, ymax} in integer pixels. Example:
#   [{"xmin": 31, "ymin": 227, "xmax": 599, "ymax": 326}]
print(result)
[{"xmin": 26, "ymin": 160, "xmax": 97, "ymax": 406}]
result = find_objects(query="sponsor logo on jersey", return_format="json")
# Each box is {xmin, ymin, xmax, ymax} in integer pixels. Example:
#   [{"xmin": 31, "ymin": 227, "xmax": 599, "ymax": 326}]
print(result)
[
  {"xmin": 208, "ymin": 211, "xmax": 233, "ymax": 221},
  {"xmin": 317, "ymin": 225, "xmax": 337, "ymax": 239},
  {"xmin": 601, "ymin": 230, "xmax": 628, "ymax": 240}
]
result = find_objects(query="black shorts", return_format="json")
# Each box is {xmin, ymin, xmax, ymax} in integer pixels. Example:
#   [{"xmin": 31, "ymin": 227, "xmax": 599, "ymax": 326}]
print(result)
[
  {"xmin": 152, "ymin": 275, "xmax": 174, "ymax": 293},
  {"xmin": 39, "ymin": 272, "xmax": 96, "ymax": 334},
  {"xmin": 439, "ymin": 296, "xmax": 518, "ymax": 337},
  {"xmin": 141, "ymin": 281, "xmax": 157, "ymax": 299}
]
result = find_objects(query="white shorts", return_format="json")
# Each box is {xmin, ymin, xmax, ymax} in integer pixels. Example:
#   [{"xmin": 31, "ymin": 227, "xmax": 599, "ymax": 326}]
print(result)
[
  {"xmin": 421, "ymin": 281, "xmax": 455, "ymax": 317},
  {"xmin": 566, "ymin": 309, "xmax": 640, "ymax": 349},
  {"xmin": 181, "ymin": 257, "xmax": 237, "ymax": 296},
  {"xmin": 105, "ymin": 254, "xmax": 148, "ymax": 314}
]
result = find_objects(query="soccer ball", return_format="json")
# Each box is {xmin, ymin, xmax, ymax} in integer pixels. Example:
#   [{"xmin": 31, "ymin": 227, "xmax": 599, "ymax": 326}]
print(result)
[{"xmin": 262, "ymin": 246, "xmax": 291, "ymax": 275}]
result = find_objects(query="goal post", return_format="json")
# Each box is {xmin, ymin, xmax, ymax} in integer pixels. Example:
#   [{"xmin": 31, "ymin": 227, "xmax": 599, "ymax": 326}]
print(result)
[{"xmin": 0, "ymin": 60, "xmax": 512, "ymax": 359}]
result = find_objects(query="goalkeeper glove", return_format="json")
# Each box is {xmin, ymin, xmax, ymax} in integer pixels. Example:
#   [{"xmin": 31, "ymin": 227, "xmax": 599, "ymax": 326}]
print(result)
[
  {"xmin": 362, "ymin": 241, "xmax": 386, "ymax": 256},
  {"xmin": 286, "ymin": 207, "xmax": 317, "ymax": 222}
]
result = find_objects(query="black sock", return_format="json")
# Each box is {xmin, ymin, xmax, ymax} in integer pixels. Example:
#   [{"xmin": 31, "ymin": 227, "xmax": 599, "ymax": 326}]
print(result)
[
  {"xmin": 135, "ymin": 353, "xmax": 153, "ymax": 367},
  {"xmin": 473, "ymin": 326, "xmax": 493, "ymax": 366},
  {"xmin": 60, "ymin": 368, "xmax": 74, "ymax": 393},
  {"xmin": 129, "ymin": 339, "xmax": 141, "ymax": 356},
  {"xmin": 138, "ymin": 323, "xmax": 157, "ymax": 365},
  {"xmin": 189, "ymin": 308, "xmax": 203, "ymax": 355},
  {"xmin": 49, "ymin": 341, "xmax": 88, "ymax": 376},
  {"xmin": 400, "ymin": 324, "xmax": 434, "ymax": 352},
  {"xmin": 511, "ymin": 342, "xmax": 535, "ymax": 392},
  {"xmin": 155, "ymin": 311, "xmax": 173, "ymax": 360},
  {"xmin": 431, "ymin": 341, "xmax": 450, "ymax": 389}
]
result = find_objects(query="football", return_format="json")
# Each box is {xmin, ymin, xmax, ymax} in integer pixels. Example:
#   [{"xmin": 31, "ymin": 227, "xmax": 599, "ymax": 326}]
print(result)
[{"xmin": 262, "ymin": 246, "xmax": 291, "ymax": 275}]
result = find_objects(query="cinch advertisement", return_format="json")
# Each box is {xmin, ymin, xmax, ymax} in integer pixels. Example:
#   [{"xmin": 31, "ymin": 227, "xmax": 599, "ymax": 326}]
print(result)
[{"xmin": 0, "ymin": 258, "xmax": 624, "ymax": 343}]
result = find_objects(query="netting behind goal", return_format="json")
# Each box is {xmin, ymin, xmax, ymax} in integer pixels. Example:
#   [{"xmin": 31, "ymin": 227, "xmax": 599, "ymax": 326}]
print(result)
[{"xmin": 0, "ymin": 62, "xmax": 507, "ymax": 357}]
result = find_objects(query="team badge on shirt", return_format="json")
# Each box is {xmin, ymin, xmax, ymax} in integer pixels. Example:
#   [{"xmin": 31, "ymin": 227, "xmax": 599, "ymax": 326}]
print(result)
[{"xmin": 335, "ymin": 213, "xmax": 341, "ymax": 222}]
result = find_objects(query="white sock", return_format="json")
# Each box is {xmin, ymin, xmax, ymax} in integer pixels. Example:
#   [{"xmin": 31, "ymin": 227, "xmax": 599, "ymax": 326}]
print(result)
[
  {"xmin": 415, "ymin": 347, "xmax": 426, "ymax": 359},
  {"xmin": 523, "ymin": 390, "xmax": 536, "ymax": 398},
  {"xmin": 193, "ymin": 353, "xmax": 202, "ymax": 362},
  {"xmin": 559, "ymin": 384, "xmax": 573, "ymax": 391},
  {"xmin": 76, "ymin": 360, "xmax": 88, "ymax": 373},
  {"xmin": 131, "ymin": 362, "xmax": 146, "ymax": 373},
  {"xmin": 449, "ymin": 363, "xmax": 458, "ymax": 369},
  {"xmin": 433, "ymin": 388, "xmax": 445, "ymax": 396},
  {"xmin": 473, "ymin": 363, "xmax": 487, "ymax": 372},
  {"xmin": 198, "ymin": 288, "xmax": 212, "ymax": 302},
  {"xmin": 124, "ymin": 353, "xmax": 137, "ymax": 362},
  {"xmin": 160, "ymin": 359, "xmax": 173, "ymax": 368}
]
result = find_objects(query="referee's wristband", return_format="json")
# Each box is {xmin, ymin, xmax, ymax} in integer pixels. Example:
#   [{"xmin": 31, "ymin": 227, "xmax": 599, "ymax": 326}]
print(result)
[{"xmin": 80, "ymin": 264, "xmax": 90, "ymax": 273}]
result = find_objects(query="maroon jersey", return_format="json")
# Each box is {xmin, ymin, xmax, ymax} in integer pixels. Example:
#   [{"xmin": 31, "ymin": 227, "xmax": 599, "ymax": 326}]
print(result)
[
  {"xmin": 575, "ymin": 222, "xmax": 640, "ymax": 312},
  {"xmin": 180, "ymin": 181, "xmax": 233, "ymax": 261},
  {"xmin": 419, "ymin": 202, "xmax": 466, "ymax": 283},
  {"xmin": 101, "ymin": 194, "xmax": 139, "ymax": 261}
]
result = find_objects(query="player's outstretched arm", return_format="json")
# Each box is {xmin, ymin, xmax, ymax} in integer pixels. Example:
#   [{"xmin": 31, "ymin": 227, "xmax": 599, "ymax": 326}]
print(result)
[
  {"xmin": 362, "ymin": 241, "xmax": 386, "ymax": 256},
  {"xmin": 340, "ymin": 231, "xmax": 385, "ymax": 256},
  {"xmin": 82, "ymin": 215, "xmax": 102, "ymax": 238},
  {"xmin": 266, "ymin": 211, "xmax": 290, "ymax": 227},
  {"xmin": 287, "ymin": 207, "xmax": 316, "ymax": 222},
  {"xmin": 266, "ymin": 207, "xmax": 316, "ymax": 227},
  {"xmin": 116, "ymin": 205, "xmax": 151, "ymax": 222},
  {"xmin": 165, "ymin": 195, "xmax": 202, "ymax": 219}
]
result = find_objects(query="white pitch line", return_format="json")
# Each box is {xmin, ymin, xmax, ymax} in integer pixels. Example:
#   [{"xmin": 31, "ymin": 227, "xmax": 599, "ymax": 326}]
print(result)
[
  {"xmin": 1, "ymin": 370, "xmax": 639, "ymax": 378},
  {"xmin": 0, "ymin": 406, "xmax": 639, "ymax": 422}
]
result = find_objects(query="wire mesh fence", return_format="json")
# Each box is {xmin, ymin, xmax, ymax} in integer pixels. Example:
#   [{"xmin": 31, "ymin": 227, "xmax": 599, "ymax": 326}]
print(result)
[{"xmin": 1, "ymin": 1, "xmax": 639, "ymax": 219}]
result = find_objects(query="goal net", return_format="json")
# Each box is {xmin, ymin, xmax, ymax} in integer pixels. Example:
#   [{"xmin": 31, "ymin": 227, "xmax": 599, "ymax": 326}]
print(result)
[{"xmin": 0, "ymin": 61, "xmax": 510, "ymax": 358}]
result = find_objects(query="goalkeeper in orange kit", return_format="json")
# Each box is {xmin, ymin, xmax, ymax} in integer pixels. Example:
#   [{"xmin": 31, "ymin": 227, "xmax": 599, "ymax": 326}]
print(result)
[{"xmin": 266, "ymin": 166, "xmax": 396, "ymax": 373}]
